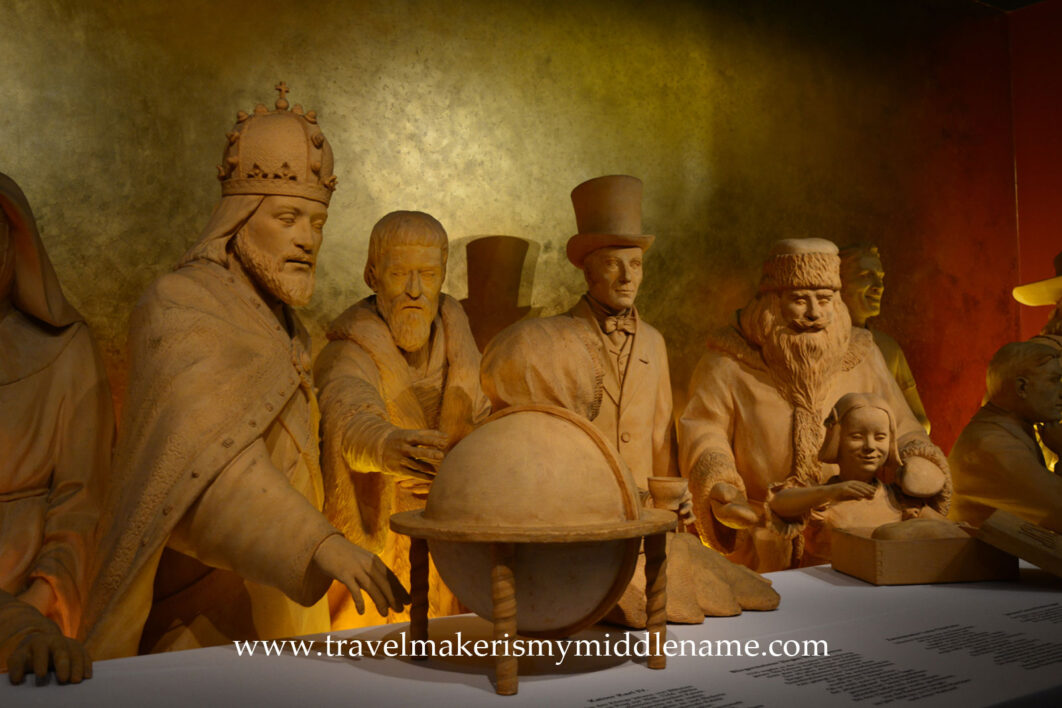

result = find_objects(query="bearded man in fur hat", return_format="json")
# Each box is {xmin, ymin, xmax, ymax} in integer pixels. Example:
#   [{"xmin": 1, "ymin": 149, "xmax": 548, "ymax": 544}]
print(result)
[
  {"xmin": 83, "ymin": 87, "xmax": 407, "ymax": 659},
  {"xmin": 315, "ymin": 210, "xmax": 491, "ymax": 629},
  {"xmin": 679, "ymin": 238, "xmax": 950, "ymax": 573}
]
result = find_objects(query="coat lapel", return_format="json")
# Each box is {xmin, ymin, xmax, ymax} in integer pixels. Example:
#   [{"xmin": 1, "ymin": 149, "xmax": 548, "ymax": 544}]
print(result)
[
  {"xmin": 569, "ymin": 298, "xmax": 621, "ymax": 406},
  {"xmin": 620, "ymin": 311, "xmax": 650, "ymax": 406}
]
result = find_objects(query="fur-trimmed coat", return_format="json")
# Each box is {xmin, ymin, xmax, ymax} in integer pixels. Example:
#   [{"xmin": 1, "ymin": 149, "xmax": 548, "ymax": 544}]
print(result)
[
  {"xmin": 315, "ymin": 294, "xmax": 490, "ymax": 626},
  {"xmin": 678, "ymin": 324, "xmax": 949, "ymax": 573}
]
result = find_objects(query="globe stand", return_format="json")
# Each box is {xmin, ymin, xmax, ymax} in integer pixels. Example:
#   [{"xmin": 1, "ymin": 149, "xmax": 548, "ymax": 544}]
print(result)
[{"xmin": 393, "ymin": 516, "xmax": 674, "ymax": 696}]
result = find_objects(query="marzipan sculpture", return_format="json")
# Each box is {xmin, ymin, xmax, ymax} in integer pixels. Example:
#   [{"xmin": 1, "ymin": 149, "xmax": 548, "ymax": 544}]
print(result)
[
  {"xmin": 679, "ymin": 238, "xmax": 950, "ymax": 572},
  {"xmin": 482, "ymin": 176, "xmax": 777, "ymax": 627},
  {"xmin": 1, "ymin": 590, "xmax": 91, "ymax": 685},
  {"xmin": 316, "ymin": 210, "xmax": 490, "ymax": 628},
  {"xmin": 82, "ymin": 85, "xmax": 407, "ymax": 659},
  {"xmin": 1013, "ymin": 250, "xmax": 1062, "ymax": 470},
  {"xmin": 839, "ymin": 244, "xmax": 930, "ymax": 433},
  {"xmin": 1, "ymin": 172, "xmax": 114, "ymax": 640},
  {"xmin": 950, "ymin": 341, "xmax": 1062, "ymax": 532},
  {"xmin": 769, "ymin": 393, "xmax": 950, "ymax": 565}
]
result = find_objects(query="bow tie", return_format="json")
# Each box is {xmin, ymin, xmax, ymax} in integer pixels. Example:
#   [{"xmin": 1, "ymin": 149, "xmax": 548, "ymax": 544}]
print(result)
[{"xmin": 603, "ymin": 315, "xmax": 636, "ymax": 335}]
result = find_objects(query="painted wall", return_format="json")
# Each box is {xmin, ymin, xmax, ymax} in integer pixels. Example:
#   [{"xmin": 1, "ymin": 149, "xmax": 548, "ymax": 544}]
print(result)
[
  {"xmin": 2, "ymin": 0, "xmax": 1019, "ymax": 451},
  {"xmin": 1010, "ymin": 0, "xmax": 1062, "ymax": 341}
]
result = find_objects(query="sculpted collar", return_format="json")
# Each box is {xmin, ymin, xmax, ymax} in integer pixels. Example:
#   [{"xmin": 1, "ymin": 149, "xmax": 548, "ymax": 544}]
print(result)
[{"xmin": 584, "ymin": 293, "xmax": 637, "ymax": 335}]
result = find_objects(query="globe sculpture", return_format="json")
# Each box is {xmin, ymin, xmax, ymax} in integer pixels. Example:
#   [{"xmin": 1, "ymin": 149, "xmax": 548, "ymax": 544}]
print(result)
[{"xmin": 390, "ymin": 404, "xmax": 675, "ymax": 695}]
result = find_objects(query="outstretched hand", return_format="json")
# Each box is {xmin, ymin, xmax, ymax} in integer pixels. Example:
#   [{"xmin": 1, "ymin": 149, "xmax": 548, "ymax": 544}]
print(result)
[
  {"xmin": 313, "ymin": 535, "xmax": 410, "ymax": 616},
  {"xmin": 7, "ymin": 629, "xmax": 92, "ymax": 686},
  {"xmin": 382, "ymin": 428, "xmax": 448, "ymax": 481},
  {"xmin": 709, "ymin": 482, "xmax": 757, "ymax": 529}
]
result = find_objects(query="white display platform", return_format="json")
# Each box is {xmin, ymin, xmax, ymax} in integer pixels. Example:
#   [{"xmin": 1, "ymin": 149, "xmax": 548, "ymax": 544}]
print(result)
[{"xmin": 5, "ymin": 565, "xmax": 1062, "ymax": 707}]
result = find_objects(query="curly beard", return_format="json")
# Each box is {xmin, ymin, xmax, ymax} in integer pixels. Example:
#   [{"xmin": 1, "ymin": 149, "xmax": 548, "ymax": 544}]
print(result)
[
  {"xmin": 743, "ymin": 292, "xmax": 851, "ymax": 410},
  {"xmin": 233, "ymin": 231, "xmax": 315, "ymax": 308}
]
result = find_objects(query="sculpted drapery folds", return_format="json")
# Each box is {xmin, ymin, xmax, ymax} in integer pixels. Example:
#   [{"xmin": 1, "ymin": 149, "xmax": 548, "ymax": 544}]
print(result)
[
  {"xmin": 316, "ymin": 211, "xmax": 490, "ymax": 629},
  {"xmin": 0, "ymin": 172, "xmax": 114, "ymax": 639},
  {"xmin": 679, "ymin": 238, "xmax": 950, "ymax": 573},
  {"xmin": 82, "ymin": 88, "xmax": 406, "ymax": 660}
]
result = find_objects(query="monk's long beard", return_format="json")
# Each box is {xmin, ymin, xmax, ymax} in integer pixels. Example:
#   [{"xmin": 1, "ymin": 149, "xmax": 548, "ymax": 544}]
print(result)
[
  {"xmin": 233, "ymin": 232, "xmax": 315, "ymax": 308},
  {"xmin": 379, "ymin": 297, "xmax": 436, "ymax": 352}
]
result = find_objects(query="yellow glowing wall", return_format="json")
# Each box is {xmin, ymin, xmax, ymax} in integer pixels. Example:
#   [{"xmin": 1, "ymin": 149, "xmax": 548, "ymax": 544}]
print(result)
[{"xmin": 1, "ymin": 0, "xmax": 1018, "ymax": 447}]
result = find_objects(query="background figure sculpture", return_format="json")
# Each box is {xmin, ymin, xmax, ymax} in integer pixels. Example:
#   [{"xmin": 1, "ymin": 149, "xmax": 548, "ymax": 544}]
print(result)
[
  {"xmin": 316, "ymin": 210, "xmax": 490, "ymax": 629},
  {"xmin": 950, "ymin": 341, "xmax": 1062, "ymax": 532},
  {"xmin": 460, "ymin": 235, "xmax": 536, "ymax": 352},
  {"xmin": 839, "ymin": 244, "xmax": 930, "ymax": 433},
  {"xmin": 0, "ymin": 172, "xmax": 114, "ymax": 639}
]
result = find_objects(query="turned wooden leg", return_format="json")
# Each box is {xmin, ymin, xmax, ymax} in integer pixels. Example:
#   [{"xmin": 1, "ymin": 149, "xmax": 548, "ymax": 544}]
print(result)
[
  {"xmin": 410, "ymin": 537, "xmax": 429, "ymax": 660},
  {"xmin": 491, "ymin": 542, "xmax": 518, "ymax": 695},
  {"xmin": 644, "ymin": 532, "xmax": 667, "ymax": 670}
]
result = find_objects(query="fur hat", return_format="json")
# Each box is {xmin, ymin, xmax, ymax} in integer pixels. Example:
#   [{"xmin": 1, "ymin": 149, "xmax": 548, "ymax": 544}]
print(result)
[{"xmin": 759, "ymin": 238, "xmax": 842, "ymax": 292}]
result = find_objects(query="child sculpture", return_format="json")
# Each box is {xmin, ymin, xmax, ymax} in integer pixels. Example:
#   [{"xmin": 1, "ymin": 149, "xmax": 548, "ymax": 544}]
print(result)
[{"xmin": 769, "ymin": 393, "xmax": 951, "ymax": 565}]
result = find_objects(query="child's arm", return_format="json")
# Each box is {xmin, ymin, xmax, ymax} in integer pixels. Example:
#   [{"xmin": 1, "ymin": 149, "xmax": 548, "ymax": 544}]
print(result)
[{"xmin": 769, "ymin": 481, "xmax": 876, "ymax": 521}]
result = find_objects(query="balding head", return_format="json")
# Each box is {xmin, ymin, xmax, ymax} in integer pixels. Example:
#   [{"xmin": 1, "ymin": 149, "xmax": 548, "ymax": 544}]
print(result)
[{"xmin": 985, "ymin": 341, "xmax": 1062, "ymax": 423}]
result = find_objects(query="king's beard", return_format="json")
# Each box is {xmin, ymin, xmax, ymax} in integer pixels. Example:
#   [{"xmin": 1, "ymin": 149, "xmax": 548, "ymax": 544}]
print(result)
[
  {"xmin": 378, "ymin": 294, "xmax": 436, "ymax": 352},
  {"xmin": 744, "ymin": 293, "xmax": 853, "ymax": 412},
  {"xmin": 233, "ymin": 231, "xmax": 315, "ymax": 308}
]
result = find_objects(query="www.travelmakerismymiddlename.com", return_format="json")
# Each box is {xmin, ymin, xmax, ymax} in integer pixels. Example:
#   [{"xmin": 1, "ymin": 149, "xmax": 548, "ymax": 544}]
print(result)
[{"xmin": 233, "ymin": 633, "xmax": 829, "ymax": 666}]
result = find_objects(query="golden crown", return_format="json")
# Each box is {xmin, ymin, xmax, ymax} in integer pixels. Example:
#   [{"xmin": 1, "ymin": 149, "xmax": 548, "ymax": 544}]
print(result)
[{"xmin": 217, "ymin": 82, "xmax": 337, "ymax": 205}]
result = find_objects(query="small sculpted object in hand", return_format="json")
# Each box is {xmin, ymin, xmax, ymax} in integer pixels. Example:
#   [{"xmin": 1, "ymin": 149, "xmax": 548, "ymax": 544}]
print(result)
[
  {"xmin": 950, "ymin": 340, "xmax": 1062, "ymax": 532},
  {"xmin": 839, "ymin": 244, "xmax": 931, "ymax": 434},
  {"xmin": 768, "ymin": 393, "xmax": 952, "ymax": 564},
  {"xmin": 2, "ymin": 591, "xmax": 91, "ymax": 685},
  {"xmin": 82, "ymin": 85, "xmax": 406, "ymax": 660},
  {"xmin": 315, "ymin": 210, "xmax": 490, "ymax": 629},
  {"xmin": 1, "ymin": 172, "xmax": 114, "ymax": 639},
  {"xmin": 679, "ymin": 238, "xmax": 950, "ymax": 572},
  {"xmin": 483, "ymin": 175, "xmax": 778, "ymax": 627}
]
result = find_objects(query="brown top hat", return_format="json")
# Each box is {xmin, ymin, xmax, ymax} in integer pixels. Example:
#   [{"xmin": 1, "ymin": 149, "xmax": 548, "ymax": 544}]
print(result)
[
  {"xmin": 565, "ymin": 175, "xmax": 654, "ymax": 268},
  {"xmin": 1013, "ymin": 250, "xmax": 1062, "ymax": 307}
]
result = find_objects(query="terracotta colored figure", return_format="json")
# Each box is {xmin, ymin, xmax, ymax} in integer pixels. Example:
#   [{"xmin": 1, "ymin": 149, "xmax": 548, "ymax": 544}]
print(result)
[
  {"xmin": 769, "ymin": 393, "xmax": 948, "ymax": 564},
  {"xmin": 1, "ymin": 172, "xmax": 114, "ymax": 639},
  {"xmin": 949, "ymin": 341, "xmax": 1062, "ymax": 532},
  {"xmin": 679, "ymin": 238, "xmax": 949, "ymax": 572},
  {"xmin": 2, "ymin": 590, "xmax": 91, "ymax": 684},
  {"xmin": 1012, "ymin": 250, "xmax": 1062, "ymax": 469},
  {"xmin": 482, "ymin": 176, "xmax": 778, "ymax": 624},
  {"xmin": 82, "ymin": 87, "xmax": 407, "ymax": 659},
  {"xmin": 316, "ymin": 210, "xmax": 490, "ymax": 629},
  {"xmin": 487, "ymin": 175, "xmax": 676, "ymax": 491},
  {"xmin": 839, "ymin": 244, "xmax": 930, "ymax": 433}
]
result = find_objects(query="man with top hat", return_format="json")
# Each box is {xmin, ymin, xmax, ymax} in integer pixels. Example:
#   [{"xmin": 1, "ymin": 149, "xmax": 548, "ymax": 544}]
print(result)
[
  {"xmin": 485, "ymin": 175, "xmax": 675, "ymax": 491},
  {"xmin": 678, "ymin": 238, "xmax": 950, "ymax": 573},
  {"xmin": 82, "ymin": 85, "xmax": 407, "ymax": 659},
  {"xmin": 314, "ymin": 210, "xmax": 490, "ymax": 630},
  {"xmin": 483, "ymin": 176, "xmax": 782, "ymax": 624}
]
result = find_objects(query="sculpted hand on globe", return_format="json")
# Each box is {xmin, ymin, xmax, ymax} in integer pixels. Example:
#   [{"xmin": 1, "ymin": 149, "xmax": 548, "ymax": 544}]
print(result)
[
  {"xmin": 709, "ymin": 482, "xmax": 758, "ymax": 529},
  {"xmin": 382, "ymin": 428, "xmax": 448, "ymax": 481},
  {"xmin": 312, "ymin": 535, "xmax": 410, "ymax": 615}
]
